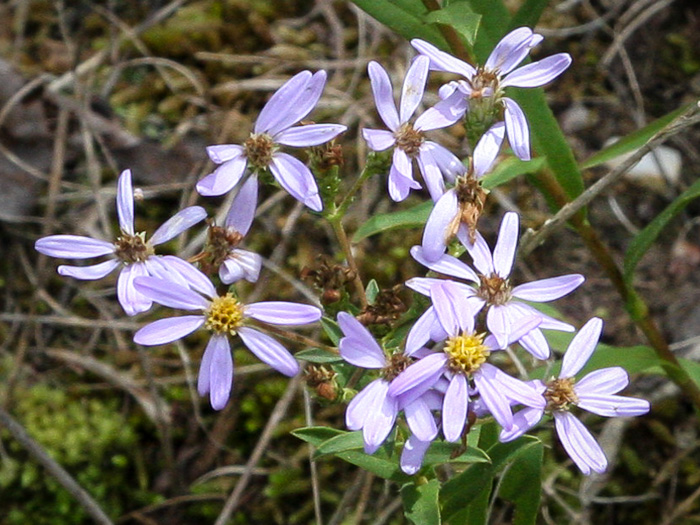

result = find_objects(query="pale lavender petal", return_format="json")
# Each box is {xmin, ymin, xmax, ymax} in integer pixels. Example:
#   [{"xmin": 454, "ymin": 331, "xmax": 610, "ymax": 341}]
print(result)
[
  {"xmin": 512, "ymin": 274, "xmax": 585, "ymax": 302},
  {"xmin": 400, "ymin": 55, "xmax": 430, "ymax": 123},
  {"xmin": 388, "ymin": 165, "xmax": 421, "ymax": 202},
  {"xmin": 575, "ymin": 367, "xmax": 629, "ymax": 396},
  {"xmin": 156, "ymin": 256, "xmax": 217, "ymax": 297},
  {"xmin": 367, "ymin": 61, "xmax": 400, "ymax": 131},
  {"xmin": 133, "ymin": 276, "xmax": 209, "ymax": 310},
  {"xmin": 518, "ymin": 327, "xmax": 550, "ymax": 360},
  {"xmin": 463, "ymin": 231, "xmax": 494, "ymax": 275},
  {"xmin": 116, "ymin": 169, "xmax": 134, "ymax": 235},
  {"xmin": 226, "ymin": 174, "xmax": 258, "ymax": 236},
  {"xmin": 576, "ymin": 393, "xmax": 650, "ymax": 418},
  {"xmin": 276, "ymin": 123, "xmax": 346, "ymax": 147},
  {"xmin": 219, "ymin": 250, "xmax": 262, "ymax": 284},
  {"xmin": 362, "ymin": 128, "xmax": 396, "ymax": 151},
  {"xmin": 487, "ymin": 305, "xmax": 510, "ymax": 349},
  {"xmin": 416, "ymin": 148, "xmax": 445, "ymax": 202},
  {"xmin": 57, "ymin": 259, "xmax": 120, "ymax": 280},
  {"xmin": 401, "ymin": 434, "xmax": 432, "ymax": 475},
  {"xmin": 560, "ymin": 317, "xmax": 603, "ymax": 378},
  {"xmin": 481, "ymin": 363, "xmax": 546, "ymax": 410},
  {"xmin": 424, "ymin": 141, "xmax": 466, "ymax": 182},
  {"xmin": 134, "ymin": 315, "xmax": 205, "ymax": 345},
  {"xmin": 493, "ymin": 211, "xmax": 519, "ymax": 278},
  {"xmin": 472, "ymin": 122, "xmax": 505, "ymax": 178},
  {"xmin": 346, "ymin": 379, "xmax": 384, "ymax": 430},
  {"xmin": 117, "ymin": 263, "xmax": 152, "ymax": 316},
  {"xmin": 388, "ymin": 352, "xmax": 447, "ymax": 398},
  {"xmin": 144, "ymin": 256, "xmax": 190, "ymax": 289},
  {"xmin": 410, "ymin": 245, "xmax": 479, "ymax": 283},
  {"xmin": 443, "ymin": 373, "xmax": 469, "ymax": 442},
  {"xmin": 205, "ymin": 334, "xmax": 234, "ymax": 410},
  {"xmin": 337, "ymin": 312, "xmax": 385, "ymax": 368},
  {"xmin": 554, "ymin": 411, "xmax": 607, "ymax": 475},
  {"xmin": 499, "ymin": 407, "xmax": 544, "ymax": 443},
  {"xmin": 245, "ymin": 302, "xmax": 321, "ymax": 325},
  {"xmin": 502, "ymin": 309, "xmax": 541, "ymax": 345},
  {"xmin": 405, "ymin": 276, "xmax": 440, "ymax": 296},
  {"xmin": 404, "ymin": 397, "xmax": 438, "ymax": 442},
  {"xmin": 414, "ymin": 90, "xmax": 467, "ymax": 131},
  {"xmin": 405, "ymin": 306, "xmax": 441, "ymax": 356},
  {"xmin": 150, "ymin": 206, "xmax": 207, "ymax": 246},
  {"xmin": 196, "ymin": 157, "xmax": 248, "ymax": 196},
  {"xmin": 503, "ymin": 98, "xmax": 531, "ymax": 161},
  {"xmin": 207, "ymin": 144, "xmax": 244, "ymax": 164},
  {"xmin": 197, "ymin": 334, "xmax": 215, "ymax": 396},
  {"xmin": 421, "ymin": 189, "xmax": 458, "ymax": 262},
  {"xmin": 485, "ymin": 27, "xmax": 536, "ymax": 75},
  {"xmin": 392, "ymin": 148, "xmax": 414, "ymax": 180},
  {"xmin": 508, "ymin": 301, "xmax": 574, "ymax": 332},
  {"xmin": 438, "ymin": 81, "xmax": 459, "ymax": 100},
  {"xmin": 473, "ymin": 367, "xmax": 514, "ymax": 430},
  {"xmin": 36, "ymin": 235, "xmax": 115, "ymax": 259},
  {"xmin": 430, "ymin": 282, "xmax": 465, "ymax": 336},
  {"xmin": 255, "ymin": 71, "xmax": 316, "ymax": 135},
  {"xmin": 269, "ymin": 153, "xmax": 322, "ymax": 212},
  {"xmin": 410, "ymin": 39, "xmax": 476, "ymax": 78},
  {"xmin": 237, "ymin": 326, "xmax": 299, "ymax": 376},
  {"xmin": 363, "ymin": 381, "xmax": 398, "ymax": 454},
  {"xmin": 501, "ymin": 53, "xmax": 572, "ymax": 88}
]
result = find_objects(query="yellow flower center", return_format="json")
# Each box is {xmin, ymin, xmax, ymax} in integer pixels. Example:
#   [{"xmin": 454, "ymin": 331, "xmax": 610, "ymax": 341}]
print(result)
[
  {"xmin": 244, "ymin": 133, "xmax": 275, "ymax": 169},
  {"xmin": 114, "ymin": 232, "xmax": 153, "ymax": 264},
  {"xmin": 394, "ymin": 122, "xmax": 425, "ymax": 158},
  {"xmin": 205, "ymin": 293, "xmax": 244, "ymax": 335},
  {"xmin": 444, "ymin": 332, "xmax": 490, "ymax": 374},
  {"xmin": 545, "ymin": 377, "xmax": 578, "ymax": 412}
]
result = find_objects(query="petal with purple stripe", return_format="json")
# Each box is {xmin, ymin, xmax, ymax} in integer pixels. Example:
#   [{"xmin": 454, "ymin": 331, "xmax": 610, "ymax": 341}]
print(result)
[{"xmin": 238, "ymin": 327, "xmax": 299, "ymax": 376}]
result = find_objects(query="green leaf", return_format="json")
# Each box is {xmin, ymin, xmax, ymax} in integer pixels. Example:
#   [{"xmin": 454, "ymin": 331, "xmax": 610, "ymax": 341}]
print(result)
[
  {"xmin": 292, "ymin": 426, "xmax": 345, "ymax": 448},
  {"xmin": 498, "ymin": 440, "xmax": 543, "ymax": 525},
  {"xmin": 580, "ymin": 104, "xmax": 693, "ymax": 169},
  {"xmin": 623, "ymin": 176, "xmax": 700, "ymax": 283},
  {"xmin": 320, "ymin": 316, "xmax": 342, "ymax": 345},
  {"xmin": 440, "ymin": 462, "xmax": 494, "ymax": 521},
  {"xmin": 509, "ymin": 0, "xmax": 550, "ymax": 30},
  {"xmin": 366, "ymin": 279, "xmax": 381, "ymax": 304},
  {"xmin": 295, "ymin": 348, "xmax": 342, "ymax": 364},
  {"xmin": 401, "ymin": 478, "xmax": 442, "ymax": 525},
  {"xmin": 424, "ymin": 3, "xmax": 481, "ymax": 46},
  {"xmin": 481, "ymin": 156, "xmax": 546, "ymax": 190},
  {"xmin": 351, "ymin": 0, "xmax": 448, "ymax": 48},
  {"xmin": 334, "ymin": 449, "xmax": 410, "ymax": 482},
  {"xmin": 352, "ymin": 200, "xmax": 433, "ymax": 242},
  {"xmin": 314, "ymin": 431, "xmax": 365, "ymax": 457},
  {"xmin": 421, "ymin": 442, "xmax": 490, "ymax": 467},
  {"xmin": 679, "ymin": 358, "xmax": 700, "ymax": 390}
]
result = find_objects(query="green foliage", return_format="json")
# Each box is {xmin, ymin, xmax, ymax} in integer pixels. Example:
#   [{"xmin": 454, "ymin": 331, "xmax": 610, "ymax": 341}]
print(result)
[{"xmin": 0, "ymin": 385, "xmax": 155, "ymax": 524}]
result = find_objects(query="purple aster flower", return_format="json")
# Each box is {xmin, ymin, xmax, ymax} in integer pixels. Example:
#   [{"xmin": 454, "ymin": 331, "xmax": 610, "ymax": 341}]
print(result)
[
  {"xmin": 194, "ymin": 175, "xmax": 262, "ymax": 284},
  {"xmin": 420, "ymin": 122, "xmax": 504, "ymax": 261},
  {"xmin": 132, "ymin": 269, "xmax": 321, "ymax": 410},
  {"xmin": 389, "ymin": 280, "xmax": 545, "ymax": 440},
  {"xmin": 363, "ymin": 57, "xmax": 467, "ymax": 202},
  {"xmin": 412, "ymin": 27, "xmax": 572, "ymax": 160},
  {"xmin": 338, "ymin": 312, "xmax": 438, "ymax": 454},
  {"xmin": 499, "ymin": 318, "xmax": 650, "ymax": 475},
  {"xmin": 196, "ymin": 71, "xmax": 346, "ymax": 212},
  {"xmin": 35, "ymin": 169, "xmax": 207, "ymax": 316},
  {"xmin": 410, "ymin": 212, "xmax": 584, "ymax": 359}
]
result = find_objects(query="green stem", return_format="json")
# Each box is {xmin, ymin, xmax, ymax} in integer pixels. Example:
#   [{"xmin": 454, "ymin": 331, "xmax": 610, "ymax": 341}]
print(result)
[
  {"xmin": 329, "ymin": 216, "xmax": 368, "ymax": 308},
  {"xmin": 420, "ymin": 0, "xmax": 474, "ymax": 62}
]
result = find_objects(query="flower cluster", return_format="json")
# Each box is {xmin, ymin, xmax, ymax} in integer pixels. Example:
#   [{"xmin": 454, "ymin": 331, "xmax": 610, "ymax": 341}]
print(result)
[{"xmin": 35, "ymin": 27, "xmax": 649, "ymax": 481}]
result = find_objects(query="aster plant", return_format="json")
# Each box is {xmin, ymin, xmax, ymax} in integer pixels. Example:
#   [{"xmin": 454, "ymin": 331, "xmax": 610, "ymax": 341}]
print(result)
[{"xmin": 26, "ymin": 10, "xmax": 670, "ymax": 524}]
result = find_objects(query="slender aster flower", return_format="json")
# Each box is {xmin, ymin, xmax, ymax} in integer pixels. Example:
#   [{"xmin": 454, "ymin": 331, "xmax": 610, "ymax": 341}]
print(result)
[
  {"xmin": 133, "ymin": 269, "xmax": 321, "ymax": 410},
  {"xmin": 410, "ymin": 212, "xmax": 584, "ymax": 359},
  {"xmin": 338, "ymin": 312, "xmax": 438, "ymax": 454},
  {"xmin": 420, "ymin": 122, "xmax": 504, "ymax": 261},
  {"xmin": 363, "ymin": 56, "xmax": 467, "ymax": 202},
  {"xmin": 197, "ymin": 70, "xmax": 346, "ymax": 212},
  {"xmin": 389, "ymin": 281, "xmax": 545, "ymax": 440},
  {"xmin": 35, "ymin": 169, "xmax": 207, "ymax": 316},
  {"xmin": 192, "ymin": 175, "xmax": 262, "ymax": 284},
  {"xmin": 499, "ymin": 318, "xmax": 650, "ymax": 475},
  {"xmin": 412, "ymin": 27, "xmax": 572, "ymax": 160}
]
